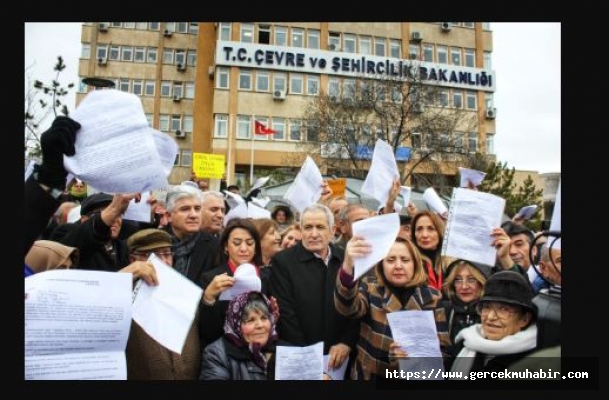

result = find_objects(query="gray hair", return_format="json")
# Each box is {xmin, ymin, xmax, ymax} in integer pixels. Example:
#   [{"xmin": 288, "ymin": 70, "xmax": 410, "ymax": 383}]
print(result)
[
  {"xmin": 166, "ymin": 184, "xmax": 202, "ymax": 212},
  {"xmin": 201, "ymin": 190, "xmax": 225, "ymax": 204},
  {"xmin": 300, "ymin": 203, "xmax": 334, "ymax": 229}
]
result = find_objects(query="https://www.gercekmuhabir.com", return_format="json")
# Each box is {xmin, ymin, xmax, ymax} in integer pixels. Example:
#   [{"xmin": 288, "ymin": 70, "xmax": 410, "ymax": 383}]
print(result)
[{"xmin": 385, "ymin": 368, "xmax": 590, "ymax": 380}]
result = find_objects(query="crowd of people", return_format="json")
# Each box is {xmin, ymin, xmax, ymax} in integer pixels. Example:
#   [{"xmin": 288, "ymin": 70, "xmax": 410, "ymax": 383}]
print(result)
[{"xmin": 25, "ymin": 116, "xmax": 561, "ymax": 380}]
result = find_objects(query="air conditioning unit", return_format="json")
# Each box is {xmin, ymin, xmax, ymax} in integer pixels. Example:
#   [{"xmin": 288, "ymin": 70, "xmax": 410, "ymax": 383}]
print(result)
[
  {"xmin": 412, "ymin": 31, "xmax": 422, "ymax": 41},
  {"xmin": 98, "ymin": 57, "xmax": 107, "ymax": 66},
  {"xmin": 173, "ymin": 94, "xmax": 182, "ymax": 102},
  {"xmin": 328, "ymin": 43, "xmax": 340, "ymax": 51},
  {"xmin": 98, "ymin": 23, "xmax": 108, "ymax": 32},
  {"xmin": 175, "ymin": 130, "xmax": 185, "ymax": 138},
  {"xmin": 208, "ymin": 65, "xmax": 215, "ymax": 79},
  {"xmin": 273, "ymin": 90, "xmax": 286, "ymax": 100},
  {"xmin": 486, "ymin": 108, "xmax": 497, "ymax": 119},
  {"xmin": 176, "ymin": 63, "xmax": 186, "ymax": 72},
  {"xmin": 164, "ymin": 29, "xmax": 173, "ymax": 37},
  {"xmin": 412, "ymin": 103, "xmax": 424, "ymax": 113},
  {"xmin": 441, "ymin": 22, "xmax": 452, "ymax": 32}
]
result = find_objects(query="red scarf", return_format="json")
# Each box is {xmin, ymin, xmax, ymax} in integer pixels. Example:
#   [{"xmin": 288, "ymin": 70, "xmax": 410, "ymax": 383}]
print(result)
[{"xmin": 227, "ymin": 259, "xmax": 260, "ymax": 277}]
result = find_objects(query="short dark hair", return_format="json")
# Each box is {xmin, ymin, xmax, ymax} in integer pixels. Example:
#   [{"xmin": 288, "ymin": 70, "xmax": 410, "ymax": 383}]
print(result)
[{"xmin": 502, "ymin": 221, "xmax": 534, "ymax": 243}]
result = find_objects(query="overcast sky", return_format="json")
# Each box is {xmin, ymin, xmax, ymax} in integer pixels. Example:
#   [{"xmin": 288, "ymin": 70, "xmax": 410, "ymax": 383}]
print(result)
[{"xmin": 24, "ymin": 22, "xmax": 560, "ymax": 174}]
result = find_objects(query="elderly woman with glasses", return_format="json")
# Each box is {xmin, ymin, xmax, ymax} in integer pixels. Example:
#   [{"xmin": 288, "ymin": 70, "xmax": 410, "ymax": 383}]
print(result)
[{"xmin": 449, "ymin": 271, "xmax": 538, "ymax": 376}]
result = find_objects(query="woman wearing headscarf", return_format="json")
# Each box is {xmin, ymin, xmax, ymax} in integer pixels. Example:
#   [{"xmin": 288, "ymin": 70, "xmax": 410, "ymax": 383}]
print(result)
[
  {"xmin": 200, "ymin": 291, "xmax": 279, "ymax": 380},
  {"xmin": 335, "ymin": 236, "xmax": 451, "ymax": 380},
  {"xmin": 450, "ymin": 271, "xmax": 538, "ymax": 376}
]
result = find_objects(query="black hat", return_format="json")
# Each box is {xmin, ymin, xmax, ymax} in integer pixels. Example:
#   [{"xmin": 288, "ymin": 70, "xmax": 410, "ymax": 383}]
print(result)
[
  {"xmin": 481, "ymin": 271, "xmax": 537, "ymax": 316},
  {"xmin": 445, "ymin": 259, "xmax": 492, "ymax": 280},
  {"xmin": 80, "ymin": 193, "xmax": 113, "ymax": 216}
]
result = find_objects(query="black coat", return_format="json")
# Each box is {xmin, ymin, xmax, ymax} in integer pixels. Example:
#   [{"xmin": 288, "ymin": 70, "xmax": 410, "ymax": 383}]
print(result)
[
  {"xmin": 200, "ymin": 336, "xmax": 275, "ymax": 380},
  {"xmin": 24, "ymin": 175, "xmax": 60, "ymax": 257}
]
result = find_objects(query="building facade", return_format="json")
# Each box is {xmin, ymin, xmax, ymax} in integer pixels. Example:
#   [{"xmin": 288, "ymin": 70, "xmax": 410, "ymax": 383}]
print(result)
[{"xmin": 77, "ymin": 22, "xmax": 497, "ymax": 189}]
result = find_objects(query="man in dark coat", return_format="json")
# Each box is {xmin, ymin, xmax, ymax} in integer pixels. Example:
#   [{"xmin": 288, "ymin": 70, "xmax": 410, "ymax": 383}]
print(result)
[{"xmin": 269, "ymin": 203, "xmax": 359, "ymax": 379}]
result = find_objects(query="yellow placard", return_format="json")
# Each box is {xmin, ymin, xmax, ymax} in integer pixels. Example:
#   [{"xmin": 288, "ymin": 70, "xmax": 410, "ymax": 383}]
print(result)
[
  {"xmin": 327, "ymin": 178, "xmax": 347, "ymax": 198},
  {"xmin": 193, "ymin": 153, "xmax": 225, "ymax": 179}
]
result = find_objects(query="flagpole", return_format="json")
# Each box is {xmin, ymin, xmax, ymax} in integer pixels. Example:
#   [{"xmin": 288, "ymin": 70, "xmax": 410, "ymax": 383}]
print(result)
[{"xmin": 250, "ymin": 124, "xmax": 255, "ymax": 184}]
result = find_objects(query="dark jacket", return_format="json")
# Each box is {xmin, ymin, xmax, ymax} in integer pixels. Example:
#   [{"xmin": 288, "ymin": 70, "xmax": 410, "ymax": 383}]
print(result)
[
  {"xmin": 269, "ymin": 241, "xmax": 359, "ymax": 356},
  {"xmin": 200, "ymin": 336, "xmax": 275, "ymax": 380},
  {"xmin": 25, "ymin": 175, "xmax": 60, "ymax": 257}
]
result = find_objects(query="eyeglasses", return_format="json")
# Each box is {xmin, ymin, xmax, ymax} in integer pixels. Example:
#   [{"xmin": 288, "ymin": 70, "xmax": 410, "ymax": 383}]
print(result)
[
  {"xmin": 476, "ymin": 302, "xmax": 518, "ymax": 319},
  {"xmin": 454, "ymin": 277, "xmax": 479, "ymax": 287},
  {"xmin": 132, "ymin": 250, "xmax": 173, "ymax": 259}
]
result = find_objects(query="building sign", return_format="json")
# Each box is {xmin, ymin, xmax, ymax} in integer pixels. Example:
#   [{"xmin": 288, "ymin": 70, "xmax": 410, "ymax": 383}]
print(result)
[
  {"xmin": 215, "ymin": 41, "xmax": 496, "ymax": 92},
  {"xmin": 193, "ymin": 153, "xmax": 225, "ymax": 179}
]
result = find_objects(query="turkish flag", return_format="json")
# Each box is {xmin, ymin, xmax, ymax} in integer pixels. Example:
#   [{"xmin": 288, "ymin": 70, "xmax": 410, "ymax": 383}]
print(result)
[{"xmin": 254, "ymin": 121, "xmax": 276, "ymax": 135}]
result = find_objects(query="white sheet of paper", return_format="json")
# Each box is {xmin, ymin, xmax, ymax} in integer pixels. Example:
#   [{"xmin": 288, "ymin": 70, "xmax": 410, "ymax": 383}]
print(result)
[
  {"xmin": 151, "ymin": 129, "xmax": 179, "ymax": 178},
  {"xmin": 247, "ymin": 202, "xmax": 272, "ymax": 219},
  {"xmin": 400, "ymin": 186, "xmax": 412, "ymax": 209},
  {"xmin": 423, "ymin": 187, "xmax": 448, "ymax": 215},
  {"xmin": 323, "ymin": 354, "xmax": 349, "ymax": 380},
  {"xmin": 441, "ymin": 188, "xmax": 506, "ymax": 266},
  {"xmin": 549, "ymin": 180, "xmax": 561, "ymax": 249},
  {"xmin": 123, "ymin": 191, "xmax": 152, "ymax": 223},
  {"xmin": 515, "ymin": 204, "xmax": 538, "ymax": 220},
  {"xmin": 131, "ymin": 254, "xmax": 203, "ymax": 354},
  {"xmin": 25, "ymin": 269, "xmax": 132, "ymax": 380},
  {"xmin": 224, "ymin": 202, "xmax": 248, "ymax": 226},
  {"xmin": 64, "ymin": 89, "xmax": 172, "ymax": 193},
  {"xmin": 67, "ymin": 205, "xmax": 82, "ymax": 223},
  {"xmin": 25, "ymin": 160, "xmax": 36, "ymax": 181},
  {"xmin": 351, "ymin": 213, "xmax": 401, "ymax": 280},
  {"xmin": 219, "ymin": 263, "xmax": 261, "ymax": 301},
  {"xmin": 458, "ymin": 167, "xmax": 486, "ymax": 188},
  {"xmin": 275, "ymin": 342, "xmax": 324, "ymax": 380},
  {"xmin": 283, "ymin": 156, "xmax": 323, "ymax": 214},
  {"xmin": 250, "ymin": 196, "xmax": 270, "ymax": 209},
  {"xmin": 386, "ymin": 310, "xmax": 443, "ymax": 358},
  {"xmin": 361, "ymin": 139, "xmax": 400, "ymax": 207},
  {"xmin": 248, "ymin": 176, "xmax": 271, "ymax": 195},
  {"xmin": 224, "ymin": 190, "xmax": 246, "ymax": 210}
]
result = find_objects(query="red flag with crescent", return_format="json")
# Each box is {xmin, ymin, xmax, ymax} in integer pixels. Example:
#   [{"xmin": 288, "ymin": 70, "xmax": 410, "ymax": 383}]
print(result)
[{"xmin": 254, "ymin": 121, "xmax": 276, "ymax": 135}]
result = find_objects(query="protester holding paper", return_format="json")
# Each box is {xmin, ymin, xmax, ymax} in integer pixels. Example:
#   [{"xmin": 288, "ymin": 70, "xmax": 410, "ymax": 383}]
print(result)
[
  {"xmin": 411, "ymin": 211, "xmax": 453, "ymax": 291},
  {"xmin": 199, "ymin": 218, "xmax": 267, "ymax": 348},
  {"xmin": 200, "ymin": 291, "xmax": 279, "ymax": 380},
  {"xmin": 335, "ymin": 236, "xmax": 451, "ymax": 380}
]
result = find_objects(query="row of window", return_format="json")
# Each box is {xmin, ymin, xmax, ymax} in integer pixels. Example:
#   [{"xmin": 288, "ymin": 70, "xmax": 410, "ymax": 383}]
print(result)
[
  {"xmin": 145, "ymin": 114, "xmax": 193, "ymax": 133},
  {"xmin": 86, "ymin": 22, "xmax": 199, "ymax": 34},
  {"xmin": 84, "ymin": 44, "xmax": 197, "ymax": 66},
  {"xmin": 79, "ymin": 77, "xmax": 195, "ymax": 99}
]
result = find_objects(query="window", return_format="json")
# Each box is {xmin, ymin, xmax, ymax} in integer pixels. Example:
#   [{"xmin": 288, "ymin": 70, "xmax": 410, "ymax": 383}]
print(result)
[
  {"xmin": 134, "ymin": 47, "xmax": 146, "ymax": 63},
  {"xmin": 109, "ymin": 45, "xmax": 120, "ymax": 61},
  {"xmin": 390, "ymin": 86, "xmax": 402, "ymax": 103},
  {"xmin": 273, "ymin": 73, "xmax": 286, "ymax": 92},
  {"xmin": 484, "ymin": 51, "xmax": 492, "ymax": 70},
  {"xmin": 272, "ymin": 118, "xmax": 286, "ymax": 141},
  {"xmin": 171, "ymin": 115, "xmax": 182, "ymax": 132},
  {"xmin": 187, "ymin": 51, "xmax": 197, "ymax": 66},
  {"xmin": 173, "ymin": 82, "xmax": 183, "ymax": 98},
  {"xmin": 466, "ymin": 91, "xmax": 477, "ymax": 109},
  {"xmin": 241, "ymin": 23, "xmax": 254, "ymax": 43},
  {"xmin": 188, "ymin": 23, "xmax": 198, "ymax": 35},
  {"xmin": 468, "ymin": 132, "xmax": 478, "ymax": 153},
  {"xmin": 290, "ymin": 120, "xmax": 302, "ymax": 141},
  {"xmin": 145, "ymin": 113, "xmax": 153, "ymax": 126},
  {"xmin": 175, "ymin": 49, "xmax": 186, "ymax": 66},
  {"xmin": 181, "ymin": 150, "xmax": 192, "ymax": 167},
  {"xmin": 119, "ymin": 78, "xmax": 130, "ymax": 92},
  {"xmin": 408, "ymin": 44, "xmax": 419, "ymax": 60},
  {"xmin": 183, "ymin": 116, "xmax": 193, "ymax": 132},
  {"xmin": 307, "ymin": 29, "xmax": 320, "ymax": 49},
  {"xmin": 133, "ymin": 79, "xmax": 143, "ymax": 95},
  {"xmin": 81, "ymin": 44, "xmax": 90, "ymax": 59},
  {"xmin": 463, "ymin": 22, "xmax": 474, "ymax": 28},
  {"xmin": 239, "ymin": 70, "xmax": 253, "ymax": 90},
  {"xmin": 256, "ymin": 71, "xmax": 270, "ymax": 92},
  {"xmin": 185, "ymin": 82, "xmax": 195, "ymax": 99},
  {"xmin": 254, "ymin": 117, "xmax": 270, "ymax": 141},
  {"xmin": 121, "ymin": 46, "xmax": 133, "ymax": 62},
  {"xmin": 161, "ymin": 81, "xmax": 172, "ymax": 97},
  {"xmin": 486, "ymin": 133, "xmax": 495, "ymax": 154},
  {"xmin": 307, "ymin": 75, "xmax": 319, "ymax": 95},
  {"xmin": 147, "ymin": 47, "xmax": 157, "ymax": 63},
  {"xmin": 163, "ymin": 49, "xmax": 173, "ymax": 64},
  {"xmin": 292, "ymin": 28, "xmax": 304, "ymax": 47},
  {"xmin": 485, "ymin": 93, "xmax": 494, "ymax": 109},
  {"xmin": 440, "ymin": 91, "xmax": 449, "ymax": 107},
  {"xmin": 215, "ymin": 114, "xmax": 229, "ymax": 138},
  {"xmin": 78, "ymin": 80, "xmax": 87, "ymax": 93},
  {"xmin": 329, "ymin": 32, "xmax": 340, "ymax": 50},
  {"xmin": 465, "ymin": 49, "xmax": 475, "ymax": 67},
  {"xmin": 237, "ymin": 115, "xmax": 251, "ymax": 139},
  {"xmin": 390, "ymin": 39, "xmax": 401, "ymax": 58},
  {"xmin": 97, "ymin": 44, "xmax": 108, "ymax": 60},
  {"xmin": 219, "ymin": 22, "xmax": 231, "ymax": 41},
  {"xmin": 328, "ymin": 78, "xmax": 340, "ymax": 98},
  {"xmin": 145, "ymin": 80, "xmax": 155, "ymax": 96},
  {"xmin": 440, "ymin": 132, "xmax": 450, "ymax": 148},
  {"xmin": 343, "ymin": 79, "xmax": 356, "ymax": 99},
  {"xmin": 359, "ymin": 36, "xmax": 371, "ymax": 55},
  {"xmin": 306, "ymin": 121, "xmax": 319, "ymax": 142},
  {"xmin": 343, "ymin": 34, "xmax": 356, "ymax": 53},
  {"xmin": 451, "ymin": 47, "xmax": 461, "ymax": 66},
  {"xmin": 453, "ymin": 90, "xmax": 463, "ymax": 108},
  {"xmin": 437, "ymin": 45, "xmax": 447, "ymax": 64},
  {"xmin": 411, "ymin": 132, "xmax": 422, "ymax": 149},
  {"xmin": 159, "ymin": 115, "xmax": 169, "ymax": 131},
  {"xmin": 258, "ymin": 24, "xmax": 270, "ymax": 44},
  {"xmin": 374, "ymin": 37, "xmax": 386, "ymax": 56},
  {"xmin": 423, "ymin": 44, "xmax": 434, "ymax": 62},
  {"xmin": 124, "ymin": 22, "xmax": 135, "ymax": 29},
  {"xmin": 110, "ymin": 22, "xmax": 122, "ymax": 28},
  {"xmin": 481, "ymin": 22, "xmax": 491, "ymax": 30},
  {"xmin": 453, "ymin": 132, "xmax": 464, "ymax": 151},
  {"xmin": 275, "ymin": 26, "xmax": 287, "ymax": 46},
  {"xmin": 176, "ymin": 23, "xmax": 188, "ymax": 33},
  {"xmin": 149, "ymin": 22, "xmax": 160, "ymax": 31},
  {"xmin": 290, "ymin": 74, "xmax": 303, "ymax": 94},
  {"xmin": 217, "ymin": 67, "xmax": 229, "ymax": 89}
]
